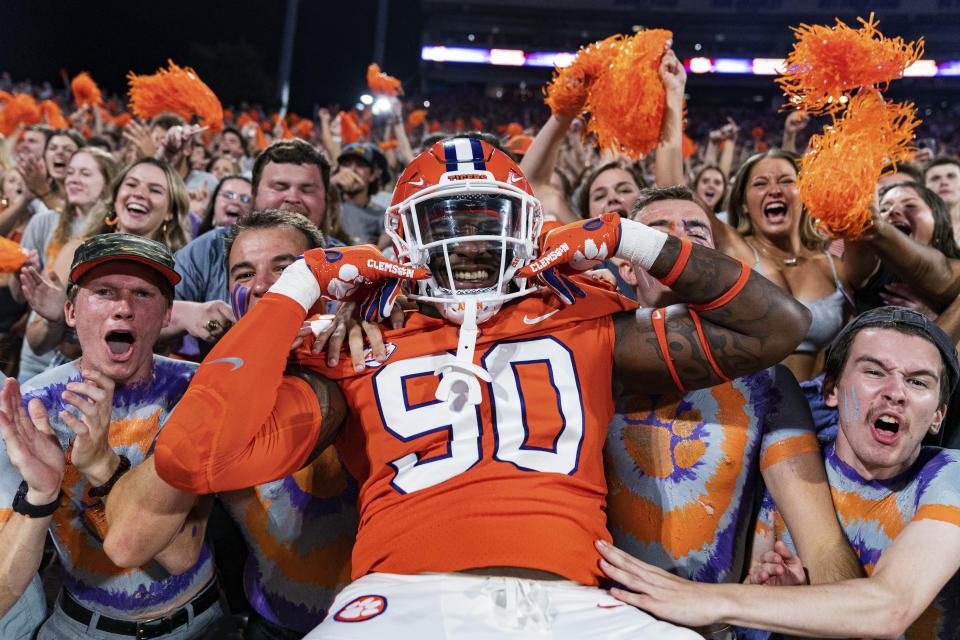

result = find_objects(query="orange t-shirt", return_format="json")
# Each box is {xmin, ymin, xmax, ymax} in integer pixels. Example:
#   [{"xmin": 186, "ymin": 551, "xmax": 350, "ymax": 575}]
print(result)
[{"xmin": 293, "ymin": 283, "xmax": 636, "ymax": 584}]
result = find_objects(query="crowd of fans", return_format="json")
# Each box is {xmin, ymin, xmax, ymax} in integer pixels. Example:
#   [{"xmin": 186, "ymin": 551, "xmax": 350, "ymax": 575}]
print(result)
[{"xmin": 0, "ymin": 48, "xmax": 959, "ymax": 640}]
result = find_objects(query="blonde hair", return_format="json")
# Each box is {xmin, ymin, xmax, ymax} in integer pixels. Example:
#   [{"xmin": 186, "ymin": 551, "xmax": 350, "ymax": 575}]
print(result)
[{"xmin": 54, "ymin": 147, "xmax": 119, "ymax": 246}]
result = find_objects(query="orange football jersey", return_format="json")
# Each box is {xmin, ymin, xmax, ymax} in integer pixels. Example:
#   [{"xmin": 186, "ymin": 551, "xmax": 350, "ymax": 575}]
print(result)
[{"xmin": 293, "ymin": 283, "xmax": 636, "ymax": 584}]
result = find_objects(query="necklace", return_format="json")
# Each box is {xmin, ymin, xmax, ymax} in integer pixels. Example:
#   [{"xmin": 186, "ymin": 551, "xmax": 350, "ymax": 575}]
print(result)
[{"xmin": 751, "ymin": 239, "xmax": 803, "ymax": 266}]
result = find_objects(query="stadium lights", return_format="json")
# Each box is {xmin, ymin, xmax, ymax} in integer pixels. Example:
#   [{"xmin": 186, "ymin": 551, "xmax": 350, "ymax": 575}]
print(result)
[{"xmin": 421, "ymin": 46, "xmax": 956, "ymax": 77}]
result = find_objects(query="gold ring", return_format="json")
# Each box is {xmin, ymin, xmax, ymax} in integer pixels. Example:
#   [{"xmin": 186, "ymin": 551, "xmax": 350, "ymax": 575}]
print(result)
[{"xmin": 206, "ymin": 319, "xmax": 220, "ymax": 332}]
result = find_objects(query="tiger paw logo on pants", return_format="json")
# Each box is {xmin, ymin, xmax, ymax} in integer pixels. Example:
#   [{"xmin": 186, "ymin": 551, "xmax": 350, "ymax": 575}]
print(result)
[{"xmin": 334, "ymin": 595, "xmax": 388, "ymax": 622}]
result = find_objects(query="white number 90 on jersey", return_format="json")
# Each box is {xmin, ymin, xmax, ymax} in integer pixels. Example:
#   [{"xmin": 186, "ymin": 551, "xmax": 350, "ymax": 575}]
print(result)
[{"xmin": 372, "ymin": 338, "xmax": 586, "ymax": 494}]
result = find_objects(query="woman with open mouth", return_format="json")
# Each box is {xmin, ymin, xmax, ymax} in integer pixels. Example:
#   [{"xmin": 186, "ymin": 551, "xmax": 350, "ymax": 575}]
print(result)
[
  {"xmin": 20, "ymin": 157, "xmax": 201, "ymax": 374},
  {"xmin": 195, "ymin": 175, "xmax": 253, "ymax": 237},
  {"xmin": 703, "ymin": 148, "xmax": 854, "ymax": 383},
  {"xmin": 848, "ymin": 182, "xmax": 960, "ymax": 321},
  {"xmin": 692, "ymin": 164, "xmax": 728, "ymax": 220}
]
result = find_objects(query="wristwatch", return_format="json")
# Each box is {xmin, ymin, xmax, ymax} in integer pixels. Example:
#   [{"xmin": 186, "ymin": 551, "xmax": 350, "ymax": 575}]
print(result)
[{"xmin": 12, "ymin": 481, "xmax": 62, "ymax": 518}]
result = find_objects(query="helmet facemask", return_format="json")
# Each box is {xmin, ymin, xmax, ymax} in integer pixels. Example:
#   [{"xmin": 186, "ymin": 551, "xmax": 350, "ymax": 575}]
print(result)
[{"xmin": 388, "ymin": 177, "xmax": 541, "ymax": 325}]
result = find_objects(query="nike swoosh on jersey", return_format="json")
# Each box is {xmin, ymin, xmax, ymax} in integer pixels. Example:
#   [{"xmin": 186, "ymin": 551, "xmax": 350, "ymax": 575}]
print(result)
[
  {"xmin": 206, "ymin": 357, "xmax": 244, "ymax": 371},
  {"xmin": 522, "ymin": 309, "xmax": 561, "ymax": 324},
  {"xmin": 408, "ymin": 177, "xmax": 425, "ymax": 186}
]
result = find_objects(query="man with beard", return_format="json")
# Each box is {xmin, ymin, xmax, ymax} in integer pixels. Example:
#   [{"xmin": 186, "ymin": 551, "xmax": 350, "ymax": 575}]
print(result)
[
  {"xmin": 171, "ymin": 139, "xmax": 341, "ymax": 350},
  {"xmin": 332, "ymin": 143, "xmax": 386, "ymax": 245}
]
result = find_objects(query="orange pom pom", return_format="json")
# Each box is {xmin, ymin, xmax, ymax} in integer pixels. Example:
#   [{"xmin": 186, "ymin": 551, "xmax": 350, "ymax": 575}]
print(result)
[
  {"xmin": 585, "ymin": 29, "xmax": 673, "ymax": 158},
  {"xmin": 236, "ymin": 113, "xmax": 255, "ymax": 128},
  {"xmin": 799, "ymin": 90, "xmax": 919, "ymax": 239},
  {"xmin": 339, "ymin": 111, "xmax": 361, "ymax": 145},
  {"xmin": 71, "ymin": 72, "xmax": 103, "ymax": 107},
  {"xmin": 0, "ymin": 94, "xmax": 42, "ymax": 136},
  {"xmin": 39, "ymin": 100, "xmax": 69, "ymax": 130},
  {"xmin": 755, "ymin": 141, "xmax": 768, "ymax": 152},
  {"xmin": 752, "ymin": 127, "xmax": 764, "ymax": 138},
  {"xmin": 777, "ymin": 14, "xmax": 923, "ymax": 115},
  {"xmin": 544, "ymin": 34, "xmax": 622, "ymax": 117},
  {"xmin": 379, "ymin": 140, "xmax": 398, "ymax": 151},
  {"xmin": 261, "ymin": 121, "xmax": 272, "ymax": 132},
  {"xmin": 407, "ymin": 109, "xmax": 426, "ymax": 128},
  {"xmin": 113, "ymin": 112, "xmax": 132, "ymax": 128},
  {"xmin": 287, "ymin": 113, "xmax": 300, "ymax": 125},
  {"xmin": 367, "ymin": 63, "xmax": 403, "ymax": 97},
  {"xmin": 506, "ymin": 122, "xmax": 523, "ymax": 137},
  {"xmin": 223, "ymin": 108, "xmax": 234, "ymax": 122},
  {"xmin": 127, "ymin": 60, "xmax": 224, "ymax": 132},
  {"xmin": 0, "ymin": 236, "xmax": 27, "ymax": 273},
  {"xmin": 682, "ymin": 133, "xmax": 697, "ymax": 159},
  {"xmin": 471, "ymin": 117, "xmax": 483, "ymax": 131},
  {"xmin": 496, "ymin": 124, "xmax": 507, "ymax": 134},
  {"xmin": 295, "ymin": 119, "xmax": 314, "ymax": 139},
  {"xmin": 455, "ymin": 118, "xmax": 464, "ymax": 131},
  {"xmin": 254, "ymin": 126, "xmax": 268, "ymax": 151},
  {"xmin": 429, "ymin": 120, "xmax": 440, "ymax": 133},
  {"xmin": 0, "ymin": 91, "xmax": 11, "ymax": 103}
]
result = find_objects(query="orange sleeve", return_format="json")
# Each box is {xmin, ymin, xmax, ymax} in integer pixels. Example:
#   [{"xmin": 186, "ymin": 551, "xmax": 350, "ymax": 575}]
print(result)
[{"xmin": 155, "ymin": 293, "xmax": 325, "ymax": 494}]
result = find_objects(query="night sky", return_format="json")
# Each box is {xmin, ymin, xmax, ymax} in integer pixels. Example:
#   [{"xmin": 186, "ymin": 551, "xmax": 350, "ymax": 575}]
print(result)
[{"xmin": 0, "ymin": 0, "xmax": 424, "ymax": 115}]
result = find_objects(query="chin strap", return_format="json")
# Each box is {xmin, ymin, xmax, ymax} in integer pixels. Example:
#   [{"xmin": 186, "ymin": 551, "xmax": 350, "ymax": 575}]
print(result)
[{"xmin": 434, "ymin": 297, "xmax": 492, "ymax": 405}]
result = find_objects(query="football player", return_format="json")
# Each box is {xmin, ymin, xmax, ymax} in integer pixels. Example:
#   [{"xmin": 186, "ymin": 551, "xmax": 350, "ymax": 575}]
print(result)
[{"xmin": 155, "ymin": 138, "xmax": 811, "ymax": 638}]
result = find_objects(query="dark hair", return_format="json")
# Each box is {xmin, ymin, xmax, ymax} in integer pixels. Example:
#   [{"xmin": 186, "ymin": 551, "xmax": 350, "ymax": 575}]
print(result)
[
  {"xmin": 24, "ymin": 123, "xmax": 53, "ymax": 138},
  {"xmin": 631, "ymin": 184, "xmax": 708, "ymax": 219},
  {"xmin": 727, "ymin": 148, "xmax": 826, "ymax": 250},
  {"xmin": 824, "ymin": 307, "xmax": 954, "ymax": 405},
  {"xmin": 221, "ymin": 126, "xmax": 248, "ymax": 157},
  {"xmin": 692, "ymin": 164, "xmax": 728, "ymax": 213},
  {"xmin": 45, "ymin": 129, "xmax": 85, "ymax": 153},
  {"xmin": 85, "ymin": 135, "xmax": 113, "ymax": 152},
  {"xmin": 197, "ymin": 174, "xmax": 252, "ymax": 236},
  {"xmin": 878, "ymin": 181, "xmax": 960, "ymax": 259},
  {"xmin": 250, "ymin": 139, "xmax": 338, "ymax": 240},
  {"xmin": 205, "ymin": 154, "xmax": 240, "ymax": 175},
  {"xmin": 152, "ymin": 112, "xmax": 186, "ymax": 131},
  {"xmin": 224, "ymin": 208, "xmax": 324, "ymax": 271},
  {"xmin": 880, "ymin": 161, "xmax": 923, "ymax": 184},
  {"xmin": 924, "ymin": 156, "xmax": 960, "ymax": 179},
  {"xmin": 577, "ymin": 161, "xmax": 649, "ymax": 219}
]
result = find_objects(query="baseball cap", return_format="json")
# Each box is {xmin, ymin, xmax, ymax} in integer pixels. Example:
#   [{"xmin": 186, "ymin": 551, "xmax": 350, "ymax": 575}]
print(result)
[
  {"xmin": 338, "ymin": 143, "xmax": 376, "ymax": 168},
  {"xmin": 507, "ymin": 135, "xmax": 533, "ymax": 156},
  {"xmin": 828, "ymin": 306, "xmax": 960, "ymax": 395},
  {"xmin": 70, "ymin": 233, "xmax": 180, "ymax": 287}
]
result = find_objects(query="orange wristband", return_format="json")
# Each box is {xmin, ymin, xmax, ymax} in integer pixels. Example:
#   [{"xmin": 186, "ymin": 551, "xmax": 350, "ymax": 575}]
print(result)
[
  {"xmin": 690, "ymin": 259, "xmax": 750, "ymax": 312},
  {"xmin": 652, "ymin": 307, "xmax": 686, "ymax": 392},
  {"xmin": 656, "ymin": 238, "xmax": 692, "ymax": 288},
  {"xmin": 689, "ymin": 308, "xmax": 731, "ymax": 382}
]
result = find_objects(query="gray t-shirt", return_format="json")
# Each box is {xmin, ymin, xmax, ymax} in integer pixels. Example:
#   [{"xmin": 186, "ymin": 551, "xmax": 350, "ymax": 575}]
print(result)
[{"xmin": 339, "ymin": 200, "xmax": 385, "ymax": 245}]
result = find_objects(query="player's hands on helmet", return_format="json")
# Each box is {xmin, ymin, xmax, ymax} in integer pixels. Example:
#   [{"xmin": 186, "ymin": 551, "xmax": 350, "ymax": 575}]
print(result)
[{"xmin": 515, "ymin": 213, "xmax": 621, "ymax": 305}]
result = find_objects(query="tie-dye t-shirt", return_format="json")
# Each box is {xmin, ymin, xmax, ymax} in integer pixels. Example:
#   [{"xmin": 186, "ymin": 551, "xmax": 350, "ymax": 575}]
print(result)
[
  {"xmin": 605, "ymin": 365, "xmax": 819, "ymax": 583},
  {"xmin": 0, "ymin": 356, "xmax": 215, "ymax": 620},
  {"xmin": 760, "ymin": 443, "xmax": 960, "ymax": 639},
  {"xmin": 219, "ymin": 445, "xmax": 358, "ymax": 633}
]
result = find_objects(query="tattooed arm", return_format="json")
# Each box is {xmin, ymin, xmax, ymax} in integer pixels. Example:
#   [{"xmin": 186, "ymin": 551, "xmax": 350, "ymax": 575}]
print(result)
[{"xmin": 613, "ymin": 235, "xmax": 811, "ymax": 394}]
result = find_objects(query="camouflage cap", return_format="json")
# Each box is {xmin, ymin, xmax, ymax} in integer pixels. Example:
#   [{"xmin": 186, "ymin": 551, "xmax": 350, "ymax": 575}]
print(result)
[{"xmin": 70, "ymin": 233, "xmax": 180, "ymax": 287}]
